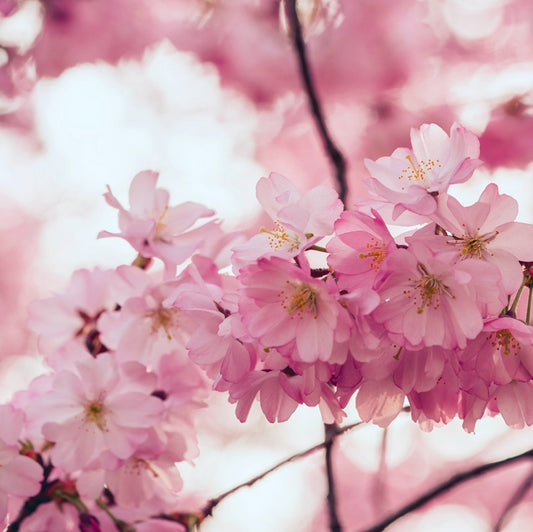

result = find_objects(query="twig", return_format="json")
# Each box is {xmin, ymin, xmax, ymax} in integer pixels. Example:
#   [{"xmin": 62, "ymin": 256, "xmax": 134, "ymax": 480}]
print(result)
[
  {"xmin": 202, "ymin": 418, "xmax": 366, "ymax": 518},
  {"xmin": 284, "ymin": 0, "xmax": 348, "ymax": 205},
  {"xmin": 493, "ymin": 467, "xmax": 533, "ymax": 532},
  {"xmin": 6, "ymin": 459, "xmax": 53, "ymax": 532},
  {"xmin": 324, "ymin": 423, "xmax": 343, "ymax": 532},
  {"xmin": 362, "ymin": 448, "xmax": 533, "ymax": 532},
  {"xmin": 202, "ymin": 407, "xmax": 411, "ymax": 520}
]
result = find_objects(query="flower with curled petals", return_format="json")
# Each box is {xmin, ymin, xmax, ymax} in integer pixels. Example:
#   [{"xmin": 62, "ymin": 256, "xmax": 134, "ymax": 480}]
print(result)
[{"xmin": 364, "ymin": 122, "xmax": 481, "ymax": 218}]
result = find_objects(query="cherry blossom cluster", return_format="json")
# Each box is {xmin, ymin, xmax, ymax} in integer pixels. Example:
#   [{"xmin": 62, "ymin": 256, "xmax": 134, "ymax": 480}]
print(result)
[{"xmin": 3, "ymin": 122, "xmax": 533, "ymax": 530}]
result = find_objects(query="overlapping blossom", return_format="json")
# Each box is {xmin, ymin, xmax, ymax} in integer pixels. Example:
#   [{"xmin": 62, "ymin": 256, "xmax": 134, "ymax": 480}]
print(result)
[{"xmin": 6, "ymin": 121, "xmax": 533, "ymax": 530}]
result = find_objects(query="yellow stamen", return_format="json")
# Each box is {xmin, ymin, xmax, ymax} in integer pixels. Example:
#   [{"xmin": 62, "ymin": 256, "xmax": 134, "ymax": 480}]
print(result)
[
  {"xmin": 278, "ymin": 282, "xmax": 318, "ymax": 319},
  {"xmin": 260, "ymin": 220, "xmax": 301, "ymax": 252},
  {"xmin": 84, "ymin": 399, "xmax": 108, "ymax": 431}
]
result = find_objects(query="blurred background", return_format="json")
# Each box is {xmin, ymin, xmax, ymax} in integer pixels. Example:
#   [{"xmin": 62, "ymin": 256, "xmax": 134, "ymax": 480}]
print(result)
[{"xmin": 1, "ymin": 1, "xmax": 533, "ymax": 530}]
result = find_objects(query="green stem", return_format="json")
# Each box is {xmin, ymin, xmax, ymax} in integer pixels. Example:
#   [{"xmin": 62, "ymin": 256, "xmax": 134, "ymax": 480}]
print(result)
[
  {"xmin": 307, "ymin": 244, "xmax": 328, "ymax": 252},
  {"xmin": 96, "ymin": 500, "xmax": 133, "ymax": 532},
  {"xmin": 510, "ymin": 274, "xmax": 530, "ymax": 315},
  {"xmin": 527, "ymin": 286, "xmax": 532, "ymax": 325},
  {"xmin": 56, "ymin": 492, "xmax": 89, "ymax": 513}
]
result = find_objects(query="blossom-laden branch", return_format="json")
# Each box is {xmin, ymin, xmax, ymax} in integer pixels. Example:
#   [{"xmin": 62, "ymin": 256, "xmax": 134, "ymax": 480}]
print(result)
[
  {"xmin": 284, "ymin": 0, "xmax": 348, "ymax": 205},
  {"xmin": 363, "ymin": 448, "xmax": 533, "ymax": 532}
]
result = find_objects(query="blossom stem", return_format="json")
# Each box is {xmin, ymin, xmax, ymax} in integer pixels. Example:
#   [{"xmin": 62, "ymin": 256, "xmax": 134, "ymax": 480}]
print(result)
[
  {"xmin": 284, "ymin": 0, "xmax": 348, "ymax": 205},
  {"xmin": 527, "ymin": 285, "xmax": 532, "ymax": 325},
  {"xmin": 362, "ymin": 448, "xmax": 533, "ymax": 532},
  {"xmin": 372, "ymin": 428, "xmax": 388, "ymax": 515},
  {"xmin": 96, "ymin": 499, "xmax": 134, "ymax": 532},
  {"xmin": 509, "ymin": 272, "xmax": 530, "ymax": 315},
  {"xmin": 308, "ymin": 244, "xmax": 328, "ymax": 253},
  {"xmin": 6, "ymin": 459, "xmax": 53, "ymax": 532}
]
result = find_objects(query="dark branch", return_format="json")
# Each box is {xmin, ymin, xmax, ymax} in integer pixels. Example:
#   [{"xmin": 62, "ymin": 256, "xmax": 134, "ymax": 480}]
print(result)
[
  {"xmin": 284, "ymin": 0, "xmax": 348, "ymax": 205},
  {"xmin": 363, "ymin": 448, "xmax": 533, "ymax": 532},
  {"xmin": 324, "ymin": 423, "xmax": 343, "ymax": 532}
]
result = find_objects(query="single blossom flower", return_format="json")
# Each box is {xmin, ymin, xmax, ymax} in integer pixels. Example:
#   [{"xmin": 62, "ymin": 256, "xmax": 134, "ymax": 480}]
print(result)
[
  {"xmin": 431, "ymin": 183, "xmax": 533, "ymax": 293},
  {"xmin": 99, "ymin": 170, "xmax": 218, "ymax": 275},
  {"xmin": 232, "ymin": 172, "xmax": 342, "ymax": 269},
  {"xmin": 35, "ymin": 354, "xmax": 164, "ymax": 472},
  {"xmin": 372, "ymin": 241, "xmax": 502, "ymax": 349},
  {"xmin": 238, "ymin": 256, "xmax": 352, "ymax": 363},
  {"xmin": 327, "ymin": 208, "xmax": 396, "ymax": 291},
  {"xmin": 364, "ymin": 122, "xmax": 481, "ymax": 218}
]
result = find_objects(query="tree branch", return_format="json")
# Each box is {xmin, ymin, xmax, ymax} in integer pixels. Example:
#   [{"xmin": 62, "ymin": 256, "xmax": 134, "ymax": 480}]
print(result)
[
  {"xmin": 362, "ymin": 448, "xmax": 533, "ymax": 532},
  {"xmin": 324, "ymin": 422, "xmax": 343, "ymax": 532},
  {"xmin": 284, "ymin": 0, "xmax": 348, "ymax": 205},
  {"xmin": 202, "ymin": 418, "xmax": 366, "ymax": 518}
]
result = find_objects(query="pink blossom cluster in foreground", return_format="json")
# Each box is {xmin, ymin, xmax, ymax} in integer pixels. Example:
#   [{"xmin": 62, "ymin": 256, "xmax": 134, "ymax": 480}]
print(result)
[{"xmin": 4, "ymin": 122, "xmax": 533, "ymax": 530}]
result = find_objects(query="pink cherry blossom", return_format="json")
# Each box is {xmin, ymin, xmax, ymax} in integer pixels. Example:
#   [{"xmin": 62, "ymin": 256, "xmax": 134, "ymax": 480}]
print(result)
[
  {"xmin": 327, "ymin": 208, "xmax": 396, "ymax": 291},
  {"xmin": 355, "ymin": 376, "xmax": 405, "ymax": 427},
  {"xmin": 28, "ymin": 267, "xmax": 116, "ymax": 362},
  {"xmin": 238, "ymin": 256, "xmax": 351, "ymax": 363},
  {"xmin": 432, "ymin": 184, "xmax": 533, "ymax": 293},
  {"xmin": 461, "ymin": 317, "xmax": 533, "ymax": 387},
  {"xmin": 232, "ymin": 172, "xmax": 342, "ymax": 269},
  {"xmin": 364, "ymin": 123, "xmax": 482, "ymax": 218},
  {"xmin": 35, "ymin": 354, "xmax": 164, "ymax": 472},
  {"xmin": 99, "ymin": 170, "xmax": 218, "ymax": 275},
  {"xmin": 372, "ymin": 242, "xmax": 501, "ymax": 349}
]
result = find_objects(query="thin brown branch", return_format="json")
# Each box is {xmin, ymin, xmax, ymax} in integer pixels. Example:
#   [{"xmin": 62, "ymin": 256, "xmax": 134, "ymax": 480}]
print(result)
[
  {"xmin": 493, "ymin": 467, "xmax": 533, "ymax": 532},
  {"xmin": 284, "ymin": 0, "xmax": 348, "ymax": 205},
  {"xmin": 202, "ymin": 418, "xmax": 365, "ymax": 518},
  {"xmin": 362, "ymin": 448, "xmax": 533, "ymax": 532},
  {"xmin": 324, "ymin": 422, "xmax": 343, "ymax": 532},
  {"xmin": 202, "ymin": 407, "xmax": 411, "ymax": 521}
]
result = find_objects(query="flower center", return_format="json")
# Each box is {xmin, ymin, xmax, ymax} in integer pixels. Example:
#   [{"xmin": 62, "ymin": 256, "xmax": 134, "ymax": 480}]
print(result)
[
  {"xmin": 279, "ymin": 281, "xmax": 318, "ymax": 319},
  {"xmin": 452, "ymin": 231, "xmax": 498, "ymax": 259},
  {"xmin": 406, "ymin": 263, "xmax": 452, "ymax": 314},
  {"xmin": 147, "ymin": 307, "xmax": 179, "ymax": 340},
  {"xmin": 358, "ymin": 237, "xmax": 387, "ymax": 271},
  {"xmin": 398, "ymin": 154, "xmax": 441, "ymax": 190},
  {"xmin": 261, "ymin": 220, "xmax": 301, "ymax": 252},
  {"xmin": 490, "ymin": 329, "xmax": 520, "ymax": 356},
  {"xmin": 84, "ymin": 398, "xmax": 108, "ymax": 431}
]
